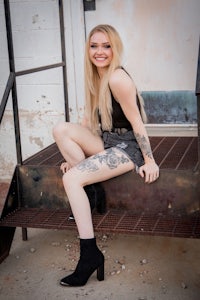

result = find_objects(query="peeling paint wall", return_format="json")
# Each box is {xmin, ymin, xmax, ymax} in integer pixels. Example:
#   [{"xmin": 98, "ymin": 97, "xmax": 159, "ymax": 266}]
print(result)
[
  {"xmin": 0, "ymin": 0, "xmax": 200, "ymax": 181},
  {"xmin": 0, "ymin": 0, "xmax": 66, "ymax": 180},
  {"xmin": 0, "ymin": 0, "xmax": 85, "ymax": 180},
  {"xmin": 142, "ymin": 91, "xmax": 197, "ymax": 123}
]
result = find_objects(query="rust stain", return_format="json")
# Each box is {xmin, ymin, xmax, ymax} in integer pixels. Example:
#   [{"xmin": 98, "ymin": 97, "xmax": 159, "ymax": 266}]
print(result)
[{"xmin": 176, "ymin": 177, "xmax": 192, "ymax": 188}]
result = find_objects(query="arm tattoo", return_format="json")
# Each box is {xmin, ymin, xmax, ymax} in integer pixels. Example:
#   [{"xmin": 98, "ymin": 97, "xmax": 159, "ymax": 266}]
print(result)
[
  {"xmin": 134, "ymin": 133, "xmax": 153, "ymax": 159},
  {"xmin": 76, "ymin": 148, "xmax": 130, "ymax": 172}
]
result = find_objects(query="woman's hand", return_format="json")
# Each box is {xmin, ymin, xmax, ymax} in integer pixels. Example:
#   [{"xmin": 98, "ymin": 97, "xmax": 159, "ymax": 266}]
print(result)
[
  {"xmin": 138, "ymin": 161, "xmax": 159, "ymax": 183},
  {"xmin": 60, "ymin": 162, "xmax": 71, "ymax": 174}
]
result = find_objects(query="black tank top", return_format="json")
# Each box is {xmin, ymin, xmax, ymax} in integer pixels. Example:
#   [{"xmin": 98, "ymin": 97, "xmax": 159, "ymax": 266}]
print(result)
[
  {"xmin": 111, "ymin": 93, "xmax": 132, "ymax": 130},
  {"xmin": 99, "ymin": 67, "xmax": 141, "ymax": 131},
  {"xmin": 111, "ymin": 67, "xmax": 141, "ymax": 130}
]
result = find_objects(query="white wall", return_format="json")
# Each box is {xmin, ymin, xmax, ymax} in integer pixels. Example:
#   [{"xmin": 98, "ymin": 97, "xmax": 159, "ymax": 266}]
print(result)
[
  {"xmin": 85, "ymin": 0, "xmax": 200, "ymax": 92},
  {"xmin": 0, "ymin": 0, "xmax": 200, "ymax": 181}
]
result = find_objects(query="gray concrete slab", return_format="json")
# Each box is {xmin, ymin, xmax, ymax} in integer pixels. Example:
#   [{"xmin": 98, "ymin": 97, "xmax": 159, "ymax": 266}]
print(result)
[{"xmin": 0, "ymin": 228, "xmax": 199, "ymax": 300}]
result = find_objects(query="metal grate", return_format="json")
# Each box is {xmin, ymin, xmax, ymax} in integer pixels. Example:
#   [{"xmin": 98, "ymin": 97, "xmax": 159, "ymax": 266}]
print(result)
[
  {"xmin": 0, "ymin": 208, "xmax": 199, "ymax": 238},
  {"xmin": 150, "ymin": 136, "xmax": 198, "ymax": 170},
  {"xmin": 23, "ymin": 137, "xmax": 198, "ymax": 170}
]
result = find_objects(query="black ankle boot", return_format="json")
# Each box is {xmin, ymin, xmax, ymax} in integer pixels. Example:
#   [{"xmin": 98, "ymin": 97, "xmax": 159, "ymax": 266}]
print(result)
[
  {"xmin": 68, "ymin": 183, "xmax": 106, "ymax": 220},
  {"xmin": 60, "ymin": 238, "xmax": 104, "ymax": 286}
]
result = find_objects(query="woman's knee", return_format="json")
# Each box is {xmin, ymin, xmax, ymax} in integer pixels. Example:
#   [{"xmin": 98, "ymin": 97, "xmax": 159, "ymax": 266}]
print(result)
[
  {"xmin": 62, "ymin": 169, "xmax": 83, "ymax": 190},
  {"xmin": 52, "ymin": 121, "xmax": 70, "ymax": 140}
]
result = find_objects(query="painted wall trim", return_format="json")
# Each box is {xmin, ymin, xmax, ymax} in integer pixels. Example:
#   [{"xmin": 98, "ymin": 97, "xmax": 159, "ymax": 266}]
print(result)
[{"xmin": 145, "ymin": 124, "xmax": 197, "ymax": 136}]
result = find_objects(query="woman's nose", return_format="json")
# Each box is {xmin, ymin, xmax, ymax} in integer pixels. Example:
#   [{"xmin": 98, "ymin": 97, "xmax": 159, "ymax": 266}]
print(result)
[{"xmin": 96, "ymin": 47, "xmax": 103, "ymax": 53}]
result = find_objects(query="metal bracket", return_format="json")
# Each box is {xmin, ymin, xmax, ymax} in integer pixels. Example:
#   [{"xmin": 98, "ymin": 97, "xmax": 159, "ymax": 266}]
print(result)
[{"xmin": 83, "ymin": 0, "xmax": 96, "ymax": 11}]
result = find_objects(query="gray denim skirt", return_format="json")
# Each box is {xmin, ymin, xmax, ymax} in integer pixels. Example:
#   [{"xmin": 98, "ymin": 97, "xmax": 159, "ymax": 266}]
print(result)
[{"xmin": 102, "ymin": 130, "xmax": 144, "ymax": 170}]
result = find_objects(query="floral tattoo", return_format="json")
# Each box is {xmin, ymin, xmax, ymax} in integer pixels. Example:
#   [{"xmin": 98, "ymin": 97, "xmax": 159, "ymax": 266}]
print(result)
[{"xmin": 76, "ymin": 148, "xmax": 130, "ymax": 172}]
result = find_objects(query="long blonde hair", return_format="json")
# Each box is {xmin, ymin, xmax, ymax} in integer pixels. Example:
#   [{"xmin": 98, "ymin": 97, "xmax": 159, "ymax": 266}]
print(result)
[{"xmin": 84, "ymin": 24, "xmax": 146, "ymax": 134}]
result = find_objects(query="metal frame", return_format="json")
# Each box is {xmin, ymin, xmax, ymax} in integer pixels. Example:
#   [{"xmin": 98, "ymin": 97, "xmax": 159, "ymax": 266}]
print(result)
[
  {"xmin": 0, "ymin": 0, "xmax": 69, "ymax": 164},
  {"xmin": 195, "ymin": 40, "xmax": 200, "ymax": 169}
]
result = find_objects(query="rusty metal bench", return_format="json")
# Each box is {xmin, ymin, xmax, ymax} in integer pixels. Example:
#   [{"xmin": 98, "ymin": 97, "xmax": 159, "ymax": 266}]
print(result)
[{"xmin": 1, "ymin": 136, "xmax": 199, "ymax": 264}]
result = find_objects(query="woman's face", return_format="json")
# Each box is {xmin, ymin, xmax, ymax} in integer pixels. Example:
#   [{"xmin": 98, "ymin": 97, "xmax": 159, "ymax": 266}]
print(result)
[{"xmin": 89, "ymin": 31, "xmax": 113, "ymax": 74}]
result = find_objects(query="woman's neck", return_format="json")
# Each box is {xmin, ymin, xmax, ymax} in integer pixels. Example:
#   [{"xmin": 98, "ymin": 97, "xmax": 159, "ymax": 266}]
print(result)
[{"xmin": 97, "ymin": 66, "xmax": 108, "ymax": 78}]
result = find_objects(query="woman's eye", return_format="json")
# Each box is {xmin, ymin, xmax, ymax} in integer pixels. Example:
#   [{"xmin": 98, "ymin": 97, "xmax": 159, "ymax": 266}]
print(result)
[{"xmin": 90, "ymin": 44, "xmax": 111, "ymax": 49}]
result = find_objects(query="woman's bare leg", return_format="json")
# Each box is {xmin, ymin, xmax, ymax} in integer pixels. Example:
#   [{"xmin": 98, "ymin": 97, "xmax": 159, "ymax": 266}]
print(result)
[
  {"xmin": 52, "ymin": 121, "xmax": 104, "ymax": 167},
  {"xmin": 63, "ymin": 147, "xmax": 134, "ymax": 239},
  {"xmin": 53, "ymin": 122, "xmax": 135, "ymax": 238}
]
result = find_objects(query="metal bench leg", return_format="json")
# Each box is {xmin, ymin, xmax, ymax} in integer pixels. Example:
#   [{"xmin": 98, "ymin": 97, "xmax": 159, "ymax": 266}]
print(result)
[{"xmin": 22, "ymin": 227, "xmax": 28, "ymax": 241}]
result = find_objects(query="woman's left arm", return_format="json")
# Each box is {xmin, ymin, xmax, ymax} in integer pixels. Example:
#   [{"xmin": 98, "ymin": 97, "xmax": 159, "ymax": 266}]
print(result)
[{"xmin": 109, "ymin": 69, "xmax": 159, "ymax": 183}]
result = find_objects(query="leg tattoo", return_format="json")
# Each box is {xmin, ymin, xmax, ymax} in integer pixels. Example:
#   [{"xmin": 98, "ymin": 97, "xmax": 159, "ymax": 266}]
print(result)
[
  {"xmin": 93, "ymin": 148, "xmax": 129, "ymax": 169},
  {"xmin": 76, "ymin": 160, "xmax": 99, "ymax": 172},
  {"xmin": 76, "ymin": 148, "xmax": 130, "ymax": 172}
]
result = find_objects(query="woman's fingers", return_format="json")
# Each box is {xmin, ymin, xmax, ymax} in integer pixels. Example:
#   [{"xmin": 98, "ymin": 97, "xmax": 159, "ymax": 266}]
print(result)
[
  {"xmin": 60, "ymin": 162, "xmax": 71, "ymax": 174},
  {"xmin": 138, "ymin": 163, "xmax": 159, "ymax": 183}
]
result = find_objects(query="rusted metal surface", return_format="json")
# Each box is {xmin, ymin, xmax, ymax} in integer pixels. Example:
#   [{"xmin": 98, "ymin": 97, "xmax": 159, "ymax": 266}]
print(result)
[
  {"xmin": 103, "ymin": 169, "xmax": 200, "ymax": 214},
  {"xmin": 23, "ymin": 137, "xmax": 198, "ymax": 170},
  {"xmin": 0, "ymin": 136, "xmax": 199, "ymax": 265},
  {"xmin": 7, "ymin": 165, "xmax": 198, "ymax": 214},
  {"xmin": 23, "ymin": 143, "xmax": 64, "ymax": 166},
  {"xmin": 1, "ymin": 137, "xmax": 199, "ymax": 217},
  {"xmin": 18, "ymin": 166, "xmax": 68, "ymax": 209},
  {"xmin": 0, "ymin": 182, "xmax": 10, "ymax": 212},
  {"xmin": 20, "ymin": 137, "xmax": 200, "ymax": 214},
  {"xmin": 0, "ymin": 208, "xmax": 199, "ymax": 239},
  {"xmin": 150, "ymin": 136, "xmax": 198, "ymax": 170}
]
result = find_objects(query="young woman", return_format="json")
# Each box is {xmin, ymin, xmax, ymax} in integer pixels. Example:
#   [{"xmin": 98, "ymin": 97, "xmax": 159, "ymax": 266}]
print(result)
[{"xmin": 53, "ymin": 24, "xmax": 159, "ymax": 287}]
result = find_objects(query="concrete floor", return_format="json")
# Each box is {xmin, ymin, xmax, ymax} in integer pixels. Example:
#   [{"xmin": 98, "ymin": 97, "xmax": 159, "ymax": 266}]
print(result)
[{"xmin": 0, "ymin": 226, "xmax": 200, "ymax": 300}]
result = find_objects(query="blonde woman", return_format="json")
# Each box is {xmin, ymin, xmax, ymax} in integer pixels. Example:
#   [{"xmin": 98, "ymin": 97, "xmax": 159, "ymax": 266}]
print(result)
[{"xmin": 53, "ymin": 24, "xmax": 159, "ymax": 286}]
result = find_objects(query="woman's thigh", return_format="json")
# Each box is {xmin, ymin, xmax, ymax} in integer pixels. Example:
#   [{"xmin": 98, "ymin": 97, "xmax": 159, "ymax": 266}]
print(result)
[
  {"xmin": 64, "ymin": 147, "xmax": 135, "ymax": 186},
  {"xmin": 62, "ymin": 122, "xmax": 104, "ymax": 157}
]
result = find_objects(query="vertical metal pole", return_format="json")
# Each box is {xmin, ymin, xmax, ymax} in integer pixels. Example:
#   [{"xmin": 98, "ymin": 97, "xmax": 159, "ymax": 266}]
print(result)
[
  {"xmin": 195, "ymin": 40, "xmax": 200, "ymax": 171},
  {"xmin": 197, "ymin": 95, "xmax": 200, "ymax": 171},
  {"xmin": 4, "ymin": 0, "xmax": 22, "ymax": 164},
  {"xmin": 58, "ymin": 0, "xmax": 69, "ymax": 122}
]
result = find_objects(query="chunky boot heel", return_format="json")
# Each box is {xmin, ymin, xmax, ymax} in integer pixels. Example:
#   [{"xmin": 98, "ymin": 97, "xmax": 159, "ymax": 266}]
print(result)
[
  {"xmin": 97, "ymin": 263, "xmax": 104, "ymax": 281},
  {"xmin": 60, "ymin": 237, "xmax": 104, "ymax": 287}
]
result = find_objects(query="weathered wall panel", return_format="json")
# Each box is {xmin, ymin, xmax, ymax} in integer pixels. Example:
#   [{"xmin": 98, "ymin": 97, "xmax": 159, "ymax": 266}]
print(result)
[{"xmin": 142, "ymin": 91, "xmax": 197, "ymax": 124}]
